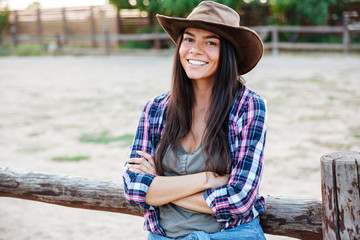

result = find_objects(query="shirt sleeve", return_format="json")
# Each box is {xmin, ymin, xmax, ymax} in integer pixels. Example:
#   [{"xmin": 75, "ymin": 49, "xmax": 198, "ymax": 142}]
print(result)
[
  {"xmin": 203, "ymin": 95, "xmax": 267, "ymax": 221},
  {"xmin": 122, "ymin": 99, "xmax": 157, "ymax": 209}
]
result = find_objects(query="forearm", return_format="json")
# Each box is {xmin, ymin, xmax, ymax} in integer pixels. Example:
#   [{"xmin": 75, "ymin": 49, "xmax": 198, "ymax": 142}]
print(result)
[
  {"xmin": 145, "ymin": 172, "xmax": 211, "ymax": 206},
  {"xmin": 172, "ymin": 192, "xmax": 213, "ymax": 214}
]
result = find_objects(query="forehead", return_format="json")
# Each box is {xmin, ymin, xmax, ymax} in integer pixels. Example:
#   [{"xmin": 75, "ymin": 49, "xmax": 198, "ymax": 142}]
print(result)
[{"xmin": 184, "ymin": 28, "xmax": 220, "ymax": 38}]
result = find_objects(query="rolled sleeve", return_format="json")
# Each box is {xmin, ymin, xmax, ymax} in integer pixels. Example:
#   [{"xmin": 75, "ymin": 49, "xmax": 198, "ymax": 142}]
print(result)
[
  {"xmin": 123, "ymin": 168, "xmax": 156, "ymax": 208},
  {"xmin": 204, "ymin": 95, "xmax": 267, "ymax": 221},
  {"xmin": 122, "ymin": 99, "xmax": 159, "ymax": 208}
]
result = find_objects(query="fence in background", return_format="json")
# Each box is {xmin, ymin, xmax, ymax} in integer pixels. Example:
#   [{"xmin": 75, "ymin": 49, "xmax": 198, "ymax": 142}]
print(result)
[{"xmin": 1, "ymin": 5, "xmax": 360, "ymax": 54}]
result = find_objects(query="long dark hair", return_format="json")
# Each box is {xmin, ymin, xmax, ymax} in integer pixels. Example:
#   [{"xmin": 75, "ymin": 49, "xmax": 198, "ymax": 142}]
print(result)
[{"xmin": 155, "ymin": 30, "xmax": 243, "ymax": 176}]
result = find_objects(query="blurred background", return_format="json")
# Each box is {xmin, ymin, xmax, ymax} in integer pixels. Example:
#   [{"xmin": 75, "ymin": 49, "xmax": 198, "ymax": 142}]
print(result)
[
  {"xmin": 0, "ymin": 1, "xmax": 359, "ymax": 240},
  {"xmin": 0, "ymin": 0, "xmax": 359, "ymax": 55}
]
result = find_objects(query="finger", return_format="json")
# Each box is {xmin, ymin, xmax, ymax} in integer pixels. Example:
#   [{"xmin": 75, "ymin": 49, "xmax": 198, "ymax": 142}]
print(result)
[
  {"xmin": 127, "ymin": 157, "xmax": 146, "ymax": 164},
  {"xmin": 126, "ymin": 159, "xmax": 152, "ymax": 170},
  {"xmin": 127, "ymin": 163, "xmax": 156, "ymax": 175},
  {"xmin": 127, "ymin": 158, "xmax": 155, "ymax": 172},
  {"xmin": 136, "ymin": 151, "xmax": 156, "ymax": 165},
  {"xmin": 127, "ymin": 167, "xmax": 146, "ymax": 174},
  {"xmin": 126, "ymin": 158, "xmax": 155, "ymax": 173}
]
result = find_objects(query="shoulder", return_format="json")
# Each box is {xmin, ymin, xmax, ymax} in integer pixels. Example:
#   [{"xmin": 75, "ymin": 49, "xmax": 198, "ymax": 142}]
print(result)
[
  {"xmin": 230, "ymin": 85, "xmax": 267, "ymax": 120},
  {"xmin": 143, "ymin": 92, "xmax": 170, "ymax": 117}
]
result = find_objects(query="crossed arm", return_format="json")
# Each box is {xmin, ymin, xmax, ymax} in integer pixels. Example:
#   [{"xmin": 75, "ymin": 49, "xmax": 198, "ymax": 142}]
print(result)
[{"xmin": 126, "ymin": 151, "xmax": 229, "ymax": 214}]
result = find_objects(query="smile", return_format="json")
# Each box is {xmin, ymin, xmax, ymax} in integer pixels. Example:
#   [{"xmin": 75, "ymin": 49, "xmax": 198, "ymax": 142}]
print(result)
[{"xmin": 188, "ymin": 59, "xmax": 207, "ymax": 66}]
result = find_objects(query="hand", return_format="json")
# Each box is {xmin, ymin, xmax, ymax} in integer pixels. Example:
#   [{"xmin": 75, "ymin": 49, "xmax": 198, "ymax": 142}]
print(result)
[
  {"xmin": 126, "ymin": 151, "xmax": 157, "ymax": 175},
  {"xmin": 205, "ymin": 172, "xmax": 229, "ymax": 189}
]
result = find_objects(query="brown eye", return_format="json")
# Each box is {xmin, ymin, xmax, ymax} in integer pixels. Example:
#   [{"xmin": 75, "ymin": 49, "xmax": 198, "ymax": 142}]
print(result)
[
  {"xmin": 206, "ymin": 41, "xmax": 217, "ymax": 46},
  {"xmin": 184, "ymin": 37, "xmax": 194, "ymax": 43}
]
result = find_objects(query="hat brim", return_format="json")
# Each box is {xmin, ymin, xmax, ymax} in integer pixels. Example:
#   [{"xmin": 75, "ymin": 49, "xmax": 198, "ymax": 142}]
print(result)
[{"xmin": 157, "ymin": 14, "xmax": 263, "ymax": 75}]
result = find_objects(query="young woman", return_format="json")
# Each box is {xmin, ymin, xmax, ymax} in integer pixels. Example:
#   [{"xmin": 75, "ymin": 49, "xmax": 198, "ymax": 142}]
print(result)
[{"xmin": 123, "ymin": 1, "xmax": 267, "ymax": 239}]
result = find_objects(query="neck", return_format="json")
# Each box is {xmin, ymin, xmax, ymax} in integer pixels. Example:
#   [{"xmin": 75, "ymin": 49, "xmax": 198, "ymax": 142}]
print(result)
[{"xmin": 191, "ymin": 78, "xmax": 213, "ymax": 111}]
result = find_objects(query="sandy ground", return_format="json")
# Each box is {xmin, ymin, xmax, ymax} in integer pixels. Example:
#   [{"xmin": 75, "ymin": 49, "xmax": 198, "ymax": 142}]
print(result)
[{"xmin": 0, "ymin": 53, "xmax": 359, "ymax": 240}]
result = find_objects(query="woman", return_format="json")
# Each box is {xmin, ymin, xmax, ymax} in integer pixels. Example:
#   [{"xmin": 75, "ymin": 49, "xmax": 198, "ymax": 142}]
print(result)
[{"xmin": 123, "ymin": 1, "xmax": 267, "ymax": 239}]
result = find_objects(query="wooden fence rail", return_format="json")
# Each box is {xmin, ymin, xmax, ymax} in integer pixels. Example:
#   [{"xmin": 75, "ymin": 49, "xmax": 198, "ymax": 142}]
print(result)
[
  {"xmin": 251, "ymin": 25, "xmax": 360, "ymax": 55},
  {"xmin": 1, "ymin": 151, "xmax": 359, "ymax": 239},
  {"xmin": 0, "ymin": 166, "xmax": 322, "ymax": 239},
  {"xmin": 2, "ymin": 25, "xmax": 360, "ymax": 55}
]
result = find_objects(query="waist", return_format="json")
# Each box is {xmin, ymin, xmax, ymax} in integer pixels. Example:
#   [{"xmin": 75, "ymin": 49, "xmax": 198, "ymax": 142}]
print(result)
[{"xmin": 159, "ymin": 203, "xmax": 224, "ymax": 239}]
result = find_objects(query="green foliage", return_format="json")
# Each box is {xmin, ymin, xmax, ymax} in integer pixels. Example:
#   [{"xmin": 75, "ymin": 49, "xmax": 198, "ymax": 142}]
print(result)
[
  {"xmin": 109, "ymin": 0, "xmax": 357, "ymax": 27},
  {"xmin": 79, "ymin": 130, "xmax": 134, "ymax": 146},
  {"xmin": 120, "ymin": 41, "xmax": 153, "ymax": 49},
  {"xmin": 109, "ymin": 0, "xmax": 132, "ymax": 11},
  {"xmin": 109, "ymin": 0, "xmax": 242, "ymax": 17},
  {"xmin": 0, "ymin": 2, "xmax": 9, "ymax": 35},
  {"xmin": 52, "ymin": 155, "xmax": 90, "ymax": 162},
  {"xmin": 16, "ymin": 44, "xmax": 45, "ymax": 56},
  {"xmin": 0, "ymin": 44, "xmax": 12, "ymax": 56},
  {"xmin": 157, "ymin": 0, "xmax": 201, "ymax": 16},
  {"xmin": 26, "ymin": 1, "xmax": 41, "ymax": 10},
  {"xmin": 269, "ymin": 0, "xmax": 338, "ymax": 25}
]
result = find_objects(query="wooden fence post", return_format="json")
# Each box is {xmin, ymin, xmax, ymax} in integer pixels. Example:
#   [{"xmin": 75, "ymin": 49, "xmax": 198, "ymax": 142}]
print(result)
[
  {"xmin": 104, "ymin": 24, "xmax": 110, "ymax": 55},
  {"xmin": 11, "ymin": 10, "xmax": 19, "ymax": 47},
  {"xmin": 321, "ymin": 151, "xmax": 360, "ymax": 240},
  {"xmin": 36, "ymin": 8, "xmax": 42, "ymax": 45},
  {"xmin": 89, "ymin": 6, "xmax": 96, "ymax": 48},
  {"xmin": 153, "ymin": 27, "xmax": 160, "ymax": 50},
  {"xmin": 271, "ymin": 26, "xmax": 279, "ymax": 56},
  {"xmin": 343, "ymin": 14, "xmax": 350, "ymax": 55},
  {"xmin": 62, "ymin": 8, "xmax": 69, "ymax": 45},
  {"xmin": 116, "ymin": 7, "xmax": 122, "ymax": 46}
]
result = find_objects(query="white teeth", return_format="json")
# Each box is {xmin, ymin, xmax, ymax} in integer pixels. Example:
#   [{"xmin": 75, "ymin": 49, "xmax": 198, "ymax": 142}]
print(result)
[{"xmin": 188, "ymin": 60, "xmax": 207, "ymax": 66}]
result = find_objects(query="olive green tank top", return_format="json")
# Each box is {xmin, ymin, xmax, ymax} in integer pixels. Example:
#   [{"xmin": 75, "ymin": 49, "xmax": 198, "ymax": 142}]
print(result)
[{"xmin": 158, "ymin": 144, "xmax": 224, "ymax": 238}]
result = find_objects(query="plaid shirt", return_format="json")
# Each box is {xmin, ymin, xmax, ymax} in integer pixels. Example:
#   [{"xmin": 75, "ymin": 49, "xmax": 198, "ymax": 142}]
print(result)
[{"xmin": 122, "ymin": 85, "xmax": 267, "ymax": 236}]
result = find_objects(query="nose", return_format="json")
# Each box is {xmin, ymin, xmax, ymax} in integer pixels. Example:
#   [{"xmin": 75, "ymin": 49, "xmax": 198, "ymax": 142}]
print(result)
[{"xmin": 189, "ymin": 42, "xmax": 203, "ymax": 55}]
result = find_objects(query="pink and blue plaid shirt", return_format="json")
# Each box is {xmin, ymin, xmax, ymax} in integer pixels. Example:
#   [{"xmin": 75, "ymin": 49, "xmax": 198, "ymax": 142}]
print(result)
[{"xmin": 122, "ymin": 85, "xmax": 267, "ymax": 236}]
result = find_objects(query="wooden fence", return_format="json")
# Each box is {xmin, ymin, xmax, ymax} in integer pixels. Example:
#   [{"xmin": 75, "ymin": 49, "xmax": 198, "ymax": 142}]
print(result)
[
  {"xmin": 2, "ymin": 25, "xmax": 360, "ymax": 55},
  {"xmin": 0, "ymin": 151, "xmax": 359, "ymax": 239},
  {"xmin": 253, "ymin": 25, "xmax": 360, "ymax": 55},
  {"xmin": 1, "ymin": 6, "xmax": 360, "ymax": 54}
]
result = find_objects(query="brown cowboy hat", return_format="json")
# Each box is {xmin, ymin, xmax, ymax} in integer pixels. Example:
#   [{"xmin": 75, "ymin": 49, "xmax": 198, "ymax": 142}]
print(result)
[{"xmin": 156, "ymin": 1, "xmax": 263, "ymax": 75}]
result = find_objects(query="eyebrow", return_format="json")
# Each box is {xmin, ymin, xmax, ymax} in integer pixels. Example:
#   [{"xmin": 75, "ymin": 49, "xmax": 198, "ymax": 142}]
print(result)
[{"xmin": 184, "ymin": 31, "xmax": 220, "ymax": 40}]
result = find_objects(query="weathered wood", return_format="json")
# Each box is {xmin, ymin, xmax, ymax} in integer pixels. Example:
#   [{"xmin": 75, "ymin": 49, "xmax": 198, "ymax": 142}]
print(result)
[
  {"xmin": 0, "ymin": 167, "xmax": 143, "ymax": 217},
  {"xmin": 261, "ymin": 196, "xmax": 323, "ymax": 240},
  {"xmin": 321, "ymin": 155, "xmax": 339, "ymax": 239},
  {"xmin": 0, "ymin": 166, "xmax": 322, "ymax": 239},
  {"xmin": 321, "ymin": 151, "xmax": 360, "ymax": 240}
]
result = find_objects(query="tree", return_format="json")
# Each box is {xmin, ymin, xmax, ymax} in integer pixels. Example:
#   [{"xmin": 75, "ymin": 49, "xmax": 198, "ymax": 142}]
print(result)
[
  {"xmin": 26, "ymin": 1, "xmax": 41, "ymax": 10},
  {"xmin": 0, "ymin": 0, "xmax": 9, "ymax": 45},
  {"xmin": 110, "ymin": 0, "xmax": 242, "ymax": 18},
  {"xmin": 269, "ymin": 0, "xmax": 339, "ymax": 25},
  {"xmin": 109, "ymin": 0, "xmax": 132, "ymax": 10},
  {"xmin": 109, "ymin": 0, "xmax": 133, "ymax": 36}
]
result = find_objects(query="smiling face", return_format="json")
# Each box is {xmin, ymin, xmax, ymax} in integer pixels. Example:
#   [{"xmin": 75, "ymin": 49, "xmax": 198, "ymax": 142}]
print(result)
[{"xmin": 179, "ymin": 28, "xmax": 220, "ymax": 84}]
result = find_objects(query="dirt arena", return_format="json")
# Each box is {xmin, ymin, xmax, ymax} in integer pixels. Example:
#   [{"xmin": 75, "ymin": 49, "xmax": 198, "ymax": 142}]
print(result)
[{"xmin": 0, "ymin": 53, "xmax": 359, "ymax": 240}]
